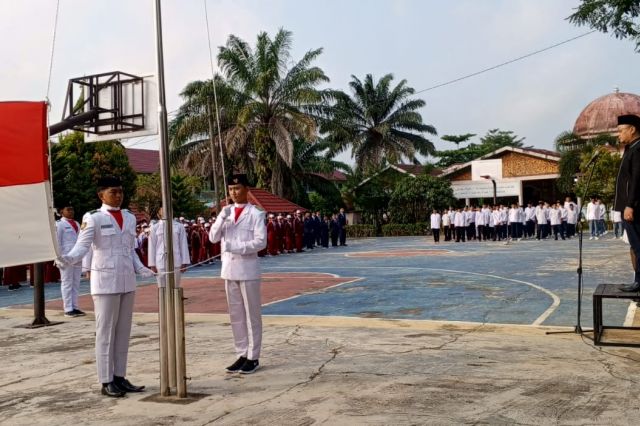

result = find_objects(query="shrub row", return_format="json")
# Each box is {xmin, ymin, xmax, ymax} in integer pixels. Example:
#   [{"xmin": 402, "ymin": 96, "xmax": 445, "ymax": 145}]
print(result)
[
  {"xmin": 345, "ymin": 224, "xmax": 376, "ymax": 238},
  {"xmin": 381, "ymin": 222, "xmax": 430, "ymax": 237}
]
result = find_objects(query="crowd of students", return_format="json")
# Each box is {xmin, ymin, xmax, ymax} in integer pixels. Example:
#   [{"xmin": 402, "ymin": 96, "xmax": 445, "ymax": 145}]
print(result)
[{"xmin": 429, "ymin": 197, "xmax": 624, "ymax": 243}]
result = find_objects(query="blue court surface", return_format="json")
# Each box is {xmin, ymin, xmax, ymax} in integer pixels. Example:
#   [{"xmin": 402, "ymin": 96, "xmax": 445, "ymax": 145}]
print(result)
[{"xmin": 1, "ymin": 236, "xmax": 633, "ymax": 327}]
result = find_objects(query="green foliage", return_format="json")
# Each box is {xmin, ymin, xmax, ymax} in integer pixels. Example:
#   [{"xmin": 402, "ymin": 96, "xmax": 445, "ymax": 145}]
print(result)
[
  {"xmin": 441, "ymin": 133, "xmax": 476, "ymax": 147},
  {"xmin": 435, "ymin": 129, "xmax": 525, "ymax": 168},
  {"xmin": 575, "ymin": 149, "xmax": 622, "ymax": 206},
  {"xmin": 381, "ymin": 223, "xmax": 430, "ymax": 236},
  {"xmin": 568, "ymin": 0, "xmax": 640, "ymax": 51},
  {"xmin": 320, "ymin": 73, "xmax": 437, "ymax": 174},
  {"xmin": 388, "ymin": 175, "xmax": 455, "ymax": 224},
  {"xmin": 216, "ymin": 28, "xmax": 330, "ymax": 194},
  {"xmin": 554, "ymin": 131, "xmax": 618, "ymax": 196},
  {"xmin": 308, "ymin": 192, "xmax": 343, "ymax": 216},
  {"xmin": 131, "ymin": 172, "xmax": 206, "ymax": 219},
  {"xmin": 345, "ymin": 224, "xmax": 376, "ymax": 238},
  {"xmin": 51, "ymin": 132, "xmax": 136, "ymax": 218}
]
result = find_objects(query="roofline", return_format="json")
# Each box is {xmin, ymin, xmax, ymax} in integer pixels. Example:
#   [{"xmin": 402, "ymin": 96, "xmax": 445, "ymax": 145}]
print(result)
[
  {"xmin": 439, "ymin": 146, "xmax": 560, "ymax": 177},
  {"xmin": 356, "ymin": 164, "xmax": 419, "ymax": 188}
]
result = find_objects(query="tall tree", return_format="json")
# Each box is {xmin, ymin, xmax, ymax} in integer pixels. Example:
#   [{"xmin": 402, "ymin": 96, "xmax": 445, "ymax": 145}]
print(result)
[
  {"xmin": 216, "ymin": 28, "xmax": 330, "ymax": 195},
  {"xmin": 131, "ymin": 172, "xmax": 206, "ymax": 219},
  {"xmin": 51, "ymin": 132, "xmax": 136, "ymax": 218},
  {"xmin": 441, "ymin": 133, "xmax": 476, "ymax": 147},
  {"xmin": 434, "ymin": 129, "xmax": 525, "ymax": 168},
  {"xmin": 568, "ymin": 1, "xmax": 640, "ymax": 51},
  {"xmin": 320, "ymin": 73, "xmax": 437, "ymax": 173}
]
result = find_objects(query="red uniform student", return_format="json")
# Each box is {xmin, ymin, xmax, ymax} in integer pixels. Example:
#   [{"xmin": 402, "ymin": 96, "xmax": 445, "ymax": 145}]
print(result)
[{"xmin": 266, "ymin": 214, "xmax": 279, "ymax": 256}]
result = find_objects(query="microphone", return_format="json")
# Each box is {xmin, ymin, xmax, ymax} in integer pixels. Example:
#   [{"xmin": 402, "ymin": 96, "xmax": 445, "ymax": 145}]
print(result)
[{"xmin": 585, "ymin": 148, "xmax": 603, "ymax": 168}]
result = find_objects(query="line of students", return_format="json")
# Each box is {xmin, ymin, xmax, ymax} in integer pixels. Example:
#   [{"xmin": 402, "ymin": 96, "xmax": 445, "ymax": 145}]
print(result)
[
  {"xmin": 265, "ymin": 209, "xmax": 348, "ymax": 256},
  {"xmin": 430, "ymin": 198, "xmax": 583, "ymax": 243}
]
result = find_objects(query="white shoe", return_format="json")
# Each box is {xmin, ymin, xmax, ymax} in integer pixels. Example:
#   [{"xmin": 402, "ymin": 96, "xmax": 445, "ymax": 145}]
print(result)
[
  {"xmin": 595, "ymin": 236, "xmax": 599, "ymax": 240},
  {"xmin": 603, "ymin": 231, "xmax": 608, "ymax": 236},
  {"xmin": 589, "ymin": 237, "xmax": 593, "ymax": 240}
]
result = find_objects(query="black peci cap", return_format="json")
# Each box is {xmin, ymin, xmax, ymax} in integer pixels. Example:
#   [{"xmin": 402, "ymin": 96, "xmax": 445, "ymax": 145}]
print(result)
[
  {"xmin": 97, "ymin": 176, "xmax": 122, "ymax": 190},
  {"xmin": 228, "ymin": 174, "xmax": 250, "ymax": 187},
  {"xmin": 618, "ymin": 114, "xmax": 640, "ymax": 129}
]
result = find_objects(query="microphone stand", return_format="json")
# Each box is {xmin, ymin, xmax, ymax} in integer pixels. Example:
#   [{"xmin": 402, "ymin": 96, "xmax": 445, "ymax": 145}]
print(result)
[{"xmin": 547, "ymin": 152, "xmax": 600, "ymax": 335}]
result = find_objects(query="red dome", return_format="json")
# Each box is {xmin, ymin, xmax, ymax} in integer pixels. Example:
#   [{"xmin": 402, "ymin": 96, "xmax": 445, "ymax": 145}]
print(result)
[{"xmin": 573, "ymin": 91, "xmax": 640, "ymax": 138}]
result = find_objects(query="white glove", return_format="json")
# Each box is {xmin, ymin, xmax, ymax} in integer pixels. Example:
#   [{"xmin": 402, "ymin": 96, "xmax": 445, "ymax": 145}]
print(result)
[
  {"xmin": 54, "ymin": 258, "xmax": 67, "ymax": 269},
  {"xmin": 219, "ymin": 207, "xmax": 232, "ymax": 220},
  {"xmin": 138, "ymin": 267, "xmax": 155, "ymax": 278}
]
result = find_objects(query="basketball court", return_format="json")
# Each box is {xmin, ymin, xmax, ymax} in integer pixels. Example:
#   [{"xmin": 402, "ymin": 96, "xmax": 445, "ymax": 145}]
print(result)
[{"xmin": 5, "ymin": 235, "xmax": 635, "ymax": 329}]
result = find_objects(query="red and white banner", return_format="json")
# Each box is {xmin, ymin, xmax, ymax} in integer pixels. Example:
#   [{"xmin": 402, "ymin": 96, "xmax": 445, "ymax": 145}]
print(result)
[{"xmin": 0, "ymin": 101, "xmax": 58, "ymax": 267}]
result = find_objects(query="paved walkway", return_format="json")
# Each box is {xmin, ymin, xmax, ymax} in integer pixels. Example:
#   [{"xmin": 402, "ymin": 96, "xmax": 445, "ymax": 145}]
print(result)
[
  {"xmin": 2, "ymin": 310, "xmax": 640, "ymax": 425},
  {"xmin": 3, "ymin": 235, "xmax": 640, "ymax": 425}
]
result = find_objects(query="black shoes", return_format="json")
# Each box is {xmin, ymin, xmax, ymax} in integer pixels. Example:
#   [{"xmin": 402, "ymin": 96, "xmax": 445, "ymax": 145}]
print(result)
[
  {"xmin": 73, "ymin": 309, "xmax": 86, "ymax": 316},
  {"xmin": 239, "ymin": 359, "xmax": 260, "ymax": 374},
  {"xmin": 226, "ymin": 356, "xmax": 247, "ymax": 373},
  {"xmin": 620, "ymin": 282, "xmax": 640, "ymax": 292},
  {"xmin": 113, "ymin": 376, "xmax": 145, "ymax": 392},
  {"xmin": 101, "ymin": 382, "xmax": 125, "ymax": 398},
  {"xmin": 226, "ymin": 357, "xmax": 260, "ymax": 374},
  {"xmin": 7, "ymin": 284, "xmax": 21, "ymax": 291}
]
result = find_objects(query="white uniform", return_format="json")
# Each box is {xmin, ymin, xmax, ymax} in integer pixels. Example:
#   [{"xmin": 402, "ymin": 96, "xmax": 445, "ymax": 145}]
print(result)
[
  {"xmin": 430, "ymin": 213, "xmax": 441, "ymax": 229},
  {"xmin": 442, "ymin": 212, "xmax": 451, "ymax": 227},
  {"xmin": 56, "ymin": 217, "xmax": 82, "ymax": 313},
  {"xmin": 64, "ymin": 204, "xmax": 152, "ymax": 383},
  {"xmin": 209, "ymin": 203, "xmax": 267, "ymax": 361},
  {"xmin": 549, "ymin": 208, "xmax": 562, "ymax": 226},
  {"xmin": 148, "ymin": 219, "xmax": 190, "ymax": 288}
]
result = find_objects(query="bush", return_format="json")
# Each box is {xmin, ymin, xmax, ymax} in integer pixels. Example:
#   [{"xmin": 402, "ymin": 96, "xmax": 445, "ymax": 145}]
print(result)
[
  {"xmin": 381, "ymin": 222, "xmax": 430, "ymax": 236},
  {"xmin": 345, "ymin": 224, "xmax": 376, "ymax": 238}
]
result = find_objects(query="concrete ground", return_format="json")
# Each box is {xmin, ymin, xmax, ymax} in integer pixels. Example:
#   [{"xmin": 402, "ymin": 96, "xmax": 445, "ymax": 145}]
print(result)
[
  {"xmin": 2, "ymin": 235, "xmax": 640, "ymax": 425},
  {"xmin": 2, "ymin": 310, "xmax": 640, "ymax": 425}
]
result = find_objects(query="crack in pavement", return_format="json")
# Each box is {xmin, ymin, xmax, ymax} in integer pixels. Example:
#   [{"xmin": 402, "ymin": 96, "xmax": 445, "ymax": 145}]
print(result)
[
  {"xmin": 394, "ymin": 321, "xmax": 487, "ymax": 354},
  {"xmin": 201, "ymin": 342, "xmax": 343, "ymax": 425},
  {"xmin": 0, "ymin": 364, "xmax": 78, "ymax": 388}
]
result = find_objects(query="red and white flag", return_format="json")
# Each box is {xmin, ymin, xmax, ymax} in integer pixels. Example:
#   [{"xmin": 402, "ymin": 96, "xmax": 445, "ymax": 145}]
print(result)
[{"xmin": 0, "ymin": 101, "xmax": 58, "ymax": 267}]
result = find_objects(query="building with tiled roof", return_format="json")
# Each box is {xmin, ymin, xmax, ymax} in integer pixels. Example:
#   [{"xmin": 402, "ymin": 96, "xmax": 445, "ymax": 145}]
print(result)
[
  {"xmin": 439, "ymin": 146, "xmax": 561, "ymax": 204},
  {"xmin": 125, "ymin": 148, "xmax": 159, "ymax": 174}
]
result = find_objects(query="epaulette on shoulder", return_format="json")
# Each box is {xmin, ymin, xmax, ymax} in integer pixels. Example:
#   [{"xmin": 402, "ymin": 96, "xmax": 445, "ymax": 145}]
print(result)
[{"xmin": 89, "ymin": 210, "xmax": 99, "ymax": 214}]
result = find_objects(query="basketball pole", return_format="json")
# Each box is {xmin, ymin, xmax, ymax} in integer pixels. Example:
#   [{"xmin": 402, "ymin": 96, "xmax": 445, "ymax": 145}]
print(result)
[{"xmin": 154, "ymin": 0, "xmax": 187, "ymax": 397}]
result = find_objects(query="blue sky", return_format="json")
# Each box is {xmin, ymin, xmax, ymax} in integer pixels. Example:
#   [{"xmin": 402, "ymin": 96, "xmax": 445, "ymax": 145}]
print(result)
[{"xmin": 2, "ymin": 0, "xmax": 640, "ymax": 163}]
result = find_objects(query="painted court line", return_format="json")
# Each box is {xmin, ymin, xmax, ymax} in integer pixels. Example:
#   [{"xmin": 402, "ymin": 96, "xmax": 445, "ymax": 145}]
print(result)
[
  {"xmin": 624, "ymin": 301, "xmax": 637, "ymax": 327},
  {"xmin": 261, "ymin": 277, "xmax": 364, "ymax": 308},
  {"xmin": 264, "ymin": 265, "xmax": 561, "ymax": 326}
]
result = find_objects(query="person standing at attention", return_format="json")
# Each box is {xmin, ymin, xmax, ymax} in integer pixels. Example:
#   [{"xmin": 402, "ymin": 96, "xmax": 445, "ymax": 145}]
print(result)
[
  {"xmin": 60, "ymin": 176, "xmax": 153, "ymax": 397},
  {"xmin": 614, "ymin": 115, "xmax": 640, "ymax": 292},
  {"xmin": 209, "ymin": 174, "xmax": 267, "ymax": 373}
]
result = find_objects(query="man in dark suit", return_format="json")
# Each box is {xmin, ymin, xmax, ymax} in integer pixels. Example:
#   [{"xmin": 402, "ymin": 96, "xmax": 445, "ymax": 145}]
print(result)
[
  {"xmin": 337, "ymin": 208, "xmax": 348, "ymax": 246},
  {"xmin": 615, "ymin": 114, "xmax": 640, "ymax": 292}
]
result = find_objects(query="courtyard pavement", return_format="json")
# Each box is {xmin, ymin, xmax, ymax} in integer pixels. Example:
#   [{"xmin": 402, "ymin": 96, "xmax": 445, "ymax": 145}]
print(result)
[{"xmin": 2, "ymin": 235, "xmax": 640, "ymax": 425}]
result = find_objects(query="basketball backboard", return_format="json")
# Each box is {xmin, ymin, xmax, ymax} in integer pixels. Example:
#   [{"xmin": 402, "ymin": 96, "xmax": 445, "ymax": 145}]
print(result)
[{"xmin": 60, "ymin": 71, "xmax": 158, "ymax": 142}]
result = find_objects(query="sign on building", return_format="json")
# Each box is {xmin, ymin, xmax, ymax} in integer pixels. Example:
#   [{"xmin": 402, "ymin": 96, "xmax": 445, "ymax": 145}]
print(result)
[{"xmin": 451, "ymin": 180, "xmax": 520, "ymax": 199}]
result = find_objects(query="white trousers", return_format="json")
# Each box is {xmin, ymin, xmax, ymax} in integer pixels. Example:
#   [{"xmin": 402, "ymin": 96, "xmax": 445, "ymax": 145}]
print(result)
[
  {"xmin": 60, "ymin": 263, "xmax": 82, "ymax": 312},
  {"xmin": 225, "ymin": 280, "xmax": 262, "ymax": 360},
  {"xmin": 156, "ymin": 269, "xmax": 181, "ymax": 288},
  {"xmin": 92, "ymin": 292, "xmax": 135, "ymax": 383}
]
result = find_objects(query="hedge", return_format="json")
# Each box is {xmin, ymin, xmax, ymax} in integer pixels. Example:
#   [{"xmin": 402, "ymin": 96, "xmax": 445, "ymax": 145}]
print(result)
[
  {"xmin": 381, "ymin": 222, "xmax": 430, "ymax": 237},
  {"xmin": 345, "ymin": 224, "xmax": 376, "ymax": 238}
]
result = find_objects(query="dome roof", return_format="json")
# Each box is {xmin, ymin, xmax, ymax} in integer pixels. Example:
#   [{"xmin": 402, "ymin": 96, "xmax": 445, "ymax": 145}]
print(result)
[{"xmin": 573, "ymin": 91, "xmax": 640, "ymax": 138}]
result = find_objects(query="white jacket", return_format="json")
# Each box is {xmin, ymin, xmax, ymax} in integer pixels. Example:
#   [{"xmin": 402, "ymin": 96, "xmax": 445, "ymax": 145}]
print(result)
[
  {"xmin": 454, "ymin": 212, "xmax": 465, "ymax": 227},
  {"xmin": 148, "ymin": 219, "xmax": 191, "ymax": 269},
  {"xmin": 430, "ymin": 213, "xmax": 441, "ymax": 229},
  {"xmin": 549, "ymin": 208, "xmax": 562, "ymax": 226},
  {"xmin": 56, "ymin": 218, "xmax": 80, "ymax": 259},
  {"xmin": 209, "ymin": 203, "xmax": 267, "ymax": 281},
  {"xmin": 442, "ymin": 212, "xmax": 451, "ymax": 226},
  {"xmin": 65, "ymin": 204, "xmax": 148, "ymax": 295},
  {"xmin": 586, "ymin": 202, "xmax": 597, "ymax": 220}
]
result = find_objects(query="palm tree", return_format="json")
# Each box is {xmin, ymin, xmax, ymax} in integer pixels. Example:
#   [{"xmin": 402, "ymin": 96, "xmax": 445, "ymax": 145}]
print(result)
[
  {"xmin": 216, "ymin": 28, "xmax": 330, "ymax": 194},
  {"xmin": 169, "ymin": 76, "xmax": 248, "ymax": 201},
  {"xmin": 280, "ymin": 138, "xmax": 349, "ymax": 206},
  {"xmin": 320, "ymin": 73, "xmax": 437, "ymax": 173}
]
